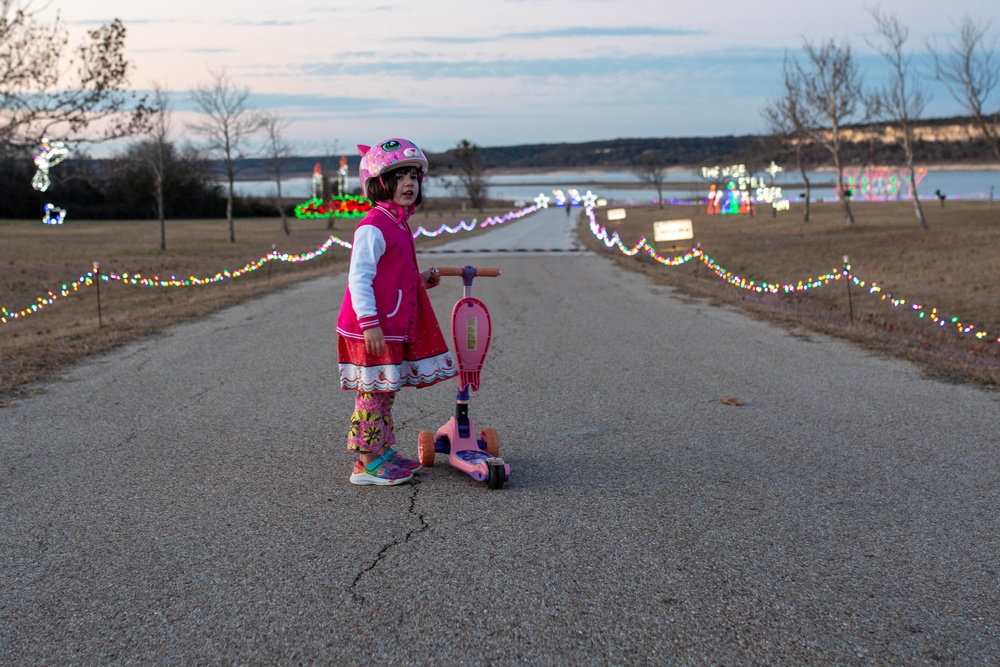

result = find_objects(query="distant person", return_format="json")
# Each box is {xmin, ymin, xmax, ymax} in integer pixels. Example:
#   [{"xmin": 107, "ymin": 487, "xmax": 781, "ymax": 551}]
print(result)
[
  {"xmin": 336, "ymin": 138, "xmax": 456, "ymax": 485},
  {"xmin": 566, "ymin": 200, "xmax": 572, "ymax": 216}
]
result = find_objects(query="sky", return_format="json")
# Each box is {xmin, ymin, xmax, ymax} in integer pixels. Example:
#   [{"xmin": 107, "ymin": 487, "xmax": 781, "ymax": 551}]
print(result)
[{"xmin": 43, "ymin": 0, "xmax": 1000, "ymax": 156}]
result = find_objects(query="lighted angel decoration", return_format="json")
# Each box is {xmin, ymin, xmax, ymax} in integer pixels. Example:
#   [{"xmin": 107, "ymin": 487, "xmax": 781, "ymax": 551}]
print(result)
[{"xmin": 32, "ymin": 138, "xmax": 70, "ymax": 192}]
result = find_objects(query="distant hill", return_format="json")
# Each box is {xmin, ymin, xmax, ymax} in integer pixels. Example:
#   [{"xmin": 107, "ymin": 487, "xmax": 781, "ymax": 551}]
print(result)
[{"xmin": 231, "ymin": 115, "xmax": 997, "ymax": 179}]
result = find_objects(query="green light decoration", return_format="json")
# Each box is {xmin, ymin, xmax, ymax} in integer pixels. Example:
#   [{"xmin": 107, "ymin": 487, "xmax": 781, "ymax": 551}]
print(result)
[{"xmin": 295, "ymin": 194, "xmax": 373, "ymax": 219}]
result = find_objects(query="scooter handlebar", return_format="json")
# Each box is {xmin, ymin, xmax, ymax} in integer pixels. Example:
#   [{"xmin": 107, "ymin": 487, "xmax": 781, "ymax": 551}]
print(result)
[{"xmin": 435, "ymin": 266, "xmax": 501, "ymax": 278}]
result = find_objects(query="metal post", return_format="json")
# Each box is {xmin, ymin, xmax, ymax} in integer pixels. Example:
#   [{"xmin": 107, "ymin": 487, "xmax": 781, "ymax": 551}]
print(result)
[
  {"xmin": 844, "ymin": 255, "xmax": 853, "ymax": 324},
  {"xmin": 94, "ymin": 261, "xmax": 104, "ymax": 328}
]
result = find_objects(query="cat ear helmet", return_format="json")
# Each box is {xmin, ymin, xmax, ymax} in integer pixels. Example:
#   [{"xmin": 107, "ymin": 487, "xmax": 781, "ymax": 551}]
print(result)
[{"xmin": 357, "ymin": 138, "xmax": 428, "ymax": 199}]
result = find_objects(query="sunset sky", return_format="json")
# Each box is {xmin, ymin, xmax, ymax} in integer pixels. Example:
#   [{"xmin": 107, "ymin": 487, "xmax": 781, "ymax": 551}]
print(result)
[{"xmin": 44, "ymin": 0, "xmax": 1000, "ymax": 155}]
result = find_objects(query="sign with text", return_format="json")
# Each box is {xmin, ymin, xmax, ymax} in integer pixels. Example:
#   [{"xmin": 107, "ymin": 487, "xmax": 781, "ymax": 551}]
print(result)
[
  {"xmin": 653, "ymin": 219, "xmax": 694, "ymax": 243},
  {"xmin": 606, "ymin": 208, "xmax": 627, "ymax": 221}
]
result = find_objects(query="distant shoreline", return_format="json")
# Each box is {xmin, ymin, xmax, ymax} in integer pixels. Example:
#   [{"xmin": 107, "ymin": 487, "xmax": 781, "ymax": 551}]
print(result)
[
  {"xmin": 236, "ymin": 162, "xmax": 998, "ymax": 183},
  {"xmin": 481, "ymin": 163, "xmax": 1000, "ymax": 176}
]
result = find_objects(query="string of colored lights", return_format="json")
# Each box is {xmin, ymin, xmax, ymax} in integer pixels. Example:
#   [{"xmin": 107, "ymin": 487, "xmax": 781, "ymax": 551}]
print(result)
[
  {"xmin": 1, "ymin": 203, "xmax": 538, "ymax": 326},
  {"xmin": 413, "ymin": 205, "xmax": 535, "ymax": 237},
  {"xmin": 585, "ymin": 200, "xmax": 1000, "ymax": 346}
]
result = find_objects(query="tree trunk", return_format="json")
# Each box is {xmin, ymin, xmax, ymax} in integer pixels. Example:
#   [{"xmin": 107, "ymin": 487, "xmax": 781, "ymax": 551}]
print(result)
[
  {"xmin": 276, "ymin": 178, "xmax": 290, "ymax": 235},
  {"xmin": 157, "ymin": 176, "xmax": 166, "ymax": 251},
  {"xmin": 227, "ymin": 176, "xmax": 235, "ymax": 243},
  {"xmin": 795, "ymin": 146, "xmax": 811, "ymax": 223},
  {"xmin": 833, "ymin": 154, "xmax": 856, "ymax": 225},
  {"xmin": 903, "ymin": 138, "xmax": 928, "ymax": 230}
]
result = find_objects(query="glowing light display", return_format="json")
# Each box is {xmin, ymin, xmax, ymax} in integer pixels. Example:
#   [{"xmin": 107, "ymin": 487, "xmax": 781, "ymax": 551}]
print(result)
[
  {"xmin": 338, "ymin": 156, "xmax": 349, "ymax": 196},
  {"xmin": 844, "ymin": 166, "xmax": 927, "ymax": 201},
  {"xmin": 311, "ymin": 163, "xmax": 323, "ymax": 199},
  {"xmin": 42, "ymin": 203, "xmax": 67, "ymax": 226},
  {"xmin": 32, "ymin": 138, "xmax": 71, "ymax": 225},
  {"xmin": 294, "ymin": 194, "xmax": 373, "ymax": 219},
  {"xmin": 32, "ymin": 138, "xmax": 69, "ymax": 192},
  {"xmin": 702, "ymin": 163, "xmax": 790, "ymax": 214}
]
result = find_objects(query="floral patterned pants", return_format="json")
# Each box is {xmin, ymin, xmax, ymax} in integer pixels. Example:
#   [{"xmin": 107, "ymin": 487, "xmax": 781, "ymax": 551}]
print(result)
[{"xmin": 347, "ymin": 391, "xmax": 396, "ymax": 454}]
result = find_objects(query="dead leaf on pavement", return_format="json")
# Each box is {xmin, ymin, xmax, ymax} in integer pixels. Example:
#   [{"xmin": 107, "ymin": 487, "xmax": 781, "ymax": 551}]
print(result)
[{"xmin": 721, "ymin": 397, "xmax": 743, "ymax": 406}]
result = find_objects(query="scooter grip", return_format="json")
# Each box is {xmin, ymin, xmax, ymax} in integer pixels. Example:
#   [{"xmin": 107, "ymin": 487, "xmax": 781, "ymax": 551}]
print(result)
[{"xmin": 435, "ymin": 266, "xmax": 502, "ymax": 277}]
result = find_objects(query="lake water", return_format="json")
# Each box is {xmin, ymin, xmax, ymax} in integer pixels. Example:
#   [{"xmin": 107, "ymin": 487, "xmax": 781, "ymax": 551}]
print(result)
[{"xmin": 234, "ymin": 168, "xmax": 1000, "ymax": 206}]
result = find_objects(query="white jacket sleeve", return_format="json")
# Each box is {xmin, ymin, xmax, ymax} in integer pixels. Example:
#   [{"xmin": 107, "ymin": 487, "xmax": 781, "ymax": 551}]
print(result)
[{"xmin": 347, "ymin": 225, "xmax": 386, "ymax": 323}]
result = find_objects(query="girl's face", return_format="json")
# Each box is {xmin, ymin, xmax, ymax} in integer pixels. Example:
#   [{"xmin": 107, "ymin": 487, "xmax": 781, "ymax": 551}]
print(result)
[{"xmin": 392, "ymin": 167, "xmax": 421, "ymax": 207}]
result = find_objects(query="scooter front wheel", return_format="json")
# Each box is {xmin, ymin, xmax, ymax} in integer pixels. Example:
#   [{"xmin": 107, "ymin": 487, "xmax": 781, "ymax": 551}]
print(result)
[
  {"xmin": 417, "ymin": 430, "xmax": 436, "ymax": 467},
  {"xmin": 487, "ymin": 461, "xmax": 505, "ymax": 490}
]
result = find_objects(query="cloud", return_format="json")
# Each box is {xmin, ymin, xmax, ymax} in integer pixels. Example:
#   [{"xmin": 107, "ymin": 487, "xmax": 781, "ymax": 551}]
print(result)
[
  {"xmin": 304, "ymin": 48, "xmax": 784, "ymax": 81},
  {"xmin": 66, "ymin": 18, "xmax": 166, "ymax": 26},
  {"xmin": 413, "ymin": 25, "xmax": 705, "ymax": 44},
  {"xmin": 162, "ymin": 89, "xmax": 416, "ymax": 118},
  {"xmin": 224, "ymin": 19, "xmax": 311, "ymax": 27}
]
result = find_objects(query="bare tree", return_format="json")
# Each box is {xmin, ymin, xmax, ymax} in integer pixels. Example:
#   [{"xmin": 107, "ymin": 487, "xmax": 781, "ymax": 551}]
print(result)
[
  {"xmin": 453, "ymin": 139, "xmax": 488, "ymax": 211},
  {"xmin": 930, "ymin": 16, "xmax": 1000, "ymax": 163},
  {"xmin": 143, "ymin": 84, "xmax": 172, "ymax": 249},
  {"xmin": 868, "ymin": 7, "xmax": 929, "ymax": 230},
  {"xmin": 762, "ymin": 54, "xmax": 818, "ymax": 222},
  {"xmin": 188, "ymin": 68, "xmax": 263, "ymax": 243},
  {"xmin": 0, "ymin": 1, "xmax": 148, "ymax": 154},
  {"xmin": 791, "ymin": 38, "xmax": 870, "ymax": 225},
  {"xmin": 632, "ymin": 150, "xmax": 668, "ymax": 208},
  {"xmin": 262, "ymin": 111, "xmax": 293, "ymax": 235}
]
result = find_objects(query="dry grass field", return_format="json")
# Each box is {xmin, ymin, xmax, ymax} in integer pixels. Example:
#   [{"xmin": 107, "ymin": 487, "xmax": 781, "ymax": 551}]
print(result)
[
  {"xmin": 0, "ymin": 206, "xmax": 519, "ymax": 403},
  {"xmin": 580, "ymin": 199, "xmax": 1000, "ymax": 387}
]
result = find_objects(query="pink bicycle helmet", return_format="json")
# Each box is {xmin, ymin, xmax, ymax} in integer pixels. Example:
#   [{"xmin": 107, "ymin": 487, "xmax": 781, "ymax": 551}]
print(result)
[{"xmin": 357, "ymin": 138, "xmax": 428, "ymax": 199}]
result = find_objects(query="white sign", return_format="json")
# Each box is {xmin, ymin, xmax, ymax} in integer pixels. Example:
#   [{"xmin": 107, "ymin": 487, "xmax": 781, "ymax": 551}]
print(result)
[
  {"xmin": 607, "ymin": 208, "xmax": 627, "ymax": 221},
  {"xmin": 653, "ymin": 219, "xmax": 694, "ymax": 243}
]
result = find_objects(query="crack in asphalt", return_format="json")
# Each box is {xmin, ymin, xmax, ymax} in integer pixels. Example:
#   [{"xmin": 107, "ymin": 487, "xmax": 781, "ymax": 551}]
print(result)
[{"xmin": 349, "ymin": 477, "xmax": 430, "ymax": 604}]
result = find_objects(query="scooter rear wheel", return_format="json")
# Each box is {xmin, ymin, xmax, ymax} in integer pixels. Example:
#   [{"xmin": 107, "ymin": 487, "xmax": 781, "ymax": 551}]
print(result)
[
  {"xmin": 481, "ymin": 427, "xmax": 499, "ymax": 457},
  {"xmin": 417, "ymin": 430, "xmax": 436, "ymax": 467}
]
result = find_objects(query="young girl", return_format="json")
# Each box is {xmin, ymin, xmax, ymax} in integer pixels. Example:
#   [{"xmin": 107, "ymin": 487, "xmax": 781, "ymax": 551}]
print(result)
[{"xmin": 337, "ymin": 138, "xmax": 457, "ymax": 485}]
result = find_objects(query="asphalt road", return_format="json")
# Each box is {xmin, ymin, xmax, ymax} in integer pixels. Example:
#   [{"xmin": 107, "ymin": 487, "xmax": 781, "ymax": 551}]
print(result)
[{"xmin": 2, "ymin": 204, "xmax": 998, "ymax": 665}]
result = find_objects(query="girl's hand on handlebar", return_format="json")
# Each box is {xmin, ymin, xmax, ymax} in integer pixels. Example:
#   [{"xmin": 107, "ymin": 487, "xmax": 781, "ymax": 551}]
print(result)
[{"xmin": 422, "ymin": 266, "xmax": 441, "ymax": 289}]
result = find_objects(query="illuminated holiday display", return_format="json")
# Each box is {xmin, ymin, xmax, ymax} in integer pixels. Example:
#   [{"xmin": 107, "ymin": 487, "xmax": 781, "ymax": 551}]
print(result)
[
  {"xmin": 702, "ymin": 163, "xmax": 789, "ymax": 215},
  {"xmin": 294, "ymin": 194, "xmax": 373, "ymax": 219},
  {"xmin": 311, "ymin": 162, "xmax": 323, "ymax": 199},
  {"xmin": 3, "ymin": 193, "xmax": 996, "ymax": 351},
  {"xmin": 844, "ymin": 166, "xmax": 927, "ymax": 201},
  {"xmin": 338, "ymin": 156, "xmax": 349, "ymax": 196},
  {"xmin": 32, "ymin": 138, "xmax": 68, "ymax": 192},
  {"xmin": 32, "ymin": 138, "xmax": 70, "ymax": 224},
  {"xmin": 42, "ymin": 203, "xmax": 67, "ymax": 226}
]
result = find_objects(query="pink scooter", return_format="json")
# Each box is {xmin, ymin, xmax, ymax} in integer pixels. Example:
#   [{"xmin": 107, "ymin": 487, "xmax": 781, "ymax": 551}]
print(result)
[{"xmin": 418, "ymin": 266, "xmax": 511, "ymax": 489}]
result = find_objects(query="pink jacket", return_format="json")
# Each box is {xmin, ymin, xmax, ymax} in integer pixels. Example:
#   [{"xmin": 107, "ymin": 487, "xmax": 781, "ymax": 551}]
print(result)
[{"xmin": 336, "ymin": 203, "xmax": 422, "ymax": 343}]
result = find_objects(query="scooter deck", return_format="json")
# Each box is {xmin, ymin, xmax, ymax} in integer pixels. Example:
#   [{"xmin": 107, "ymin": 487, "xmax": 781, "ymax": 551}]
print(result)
[{"xmin": 433, "ymin": 417, "xmax": 510, "ymax": 487}]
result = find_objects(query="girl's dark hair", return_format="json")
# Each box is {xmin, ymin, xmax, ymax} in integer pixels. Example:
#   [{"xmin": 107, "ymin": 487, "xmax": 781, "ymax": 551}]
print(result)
[{"xmin": 366, "ymin": 165, "xmax": 423, "ymax": 205}]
